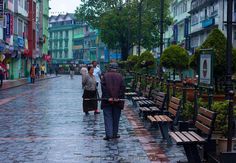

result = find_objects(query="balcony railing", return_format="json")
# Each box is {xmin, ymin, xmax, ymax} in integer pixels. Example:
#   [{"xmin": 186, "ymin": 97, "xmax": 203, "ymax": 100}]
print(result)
[{"xmin": 190, "ymin": 0, "xmax": 215, "ymax": 13}]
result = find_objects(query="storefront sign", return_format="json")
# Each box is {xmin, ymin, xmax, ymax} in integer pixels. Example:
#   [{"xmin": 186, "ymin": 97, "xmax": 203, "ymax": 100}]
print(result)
[
  {"xmin": 17, "ymin": 37, "xmax": 24, "ymax": 48},
  {"xmin": 199, "ymin": 49, "xmax": 214, "ymax": 86},
  {"xmin": 5, "ymin": 13, "xmax": 11, "ymax": 38},
  {"xmin": 0, "ymin": 0, "xmax": 4, "ymax": 20}
]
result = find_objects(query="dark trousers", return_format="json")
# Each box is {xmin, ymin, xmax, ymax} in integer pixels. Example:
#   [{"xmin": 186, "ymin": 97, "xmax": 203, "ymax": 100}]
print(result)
[
  {"xmin": 0, "ymin": 78, "xmax": 2, "ymax": 87},
  {"xmin": 103, "ymin": 106, "xmax": 121, "ymax": 137},
  {"xmin": 31, "ymin": 77, "xmax": 35, "ymax": 83}
]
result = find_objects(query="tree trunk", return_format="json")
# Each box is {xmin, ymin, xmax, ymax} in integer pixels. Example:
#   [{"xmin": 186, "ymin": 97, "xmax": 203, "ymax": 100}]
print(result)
[
  {"xmin": 215, "ymin": 76, "xmax": 218, "ymax": 93},
  {"xmin": 121, "ymin": 45, "xmax": 129, "ymax": 60}
]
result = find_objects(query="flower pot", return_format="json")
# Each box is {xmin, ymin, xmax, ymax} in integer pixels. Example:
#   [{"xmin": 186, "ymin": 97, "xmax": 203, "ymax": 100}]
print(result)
[{"xmin": 217, "ymin": 138, "xmax": 236, "ymax": 155}]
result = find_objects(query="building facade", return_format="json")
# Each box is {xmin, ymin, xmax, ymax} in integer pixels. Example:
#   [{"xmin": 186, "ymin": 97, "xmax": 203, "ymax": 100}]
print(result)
[
  {"xmin": 165, "ymin": 0, "xmax": 236, "ymax": 53},
  {"xmin": 189, "ymin": 0, "xmax": 236, "ymax": 51},
  {"xmin": 49, "ymin": 14, "xmax": 108, "ymax": 66},
  {"xmin": 49, "ymin": 14, "xmax": 75, "ymax": 65}
]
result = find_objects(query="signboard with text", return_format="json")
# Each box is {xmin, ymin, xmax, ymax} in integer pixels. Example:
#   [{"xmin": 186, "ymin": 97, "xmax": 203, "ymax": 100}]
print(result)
[
  {"xmin": 5, "ymin": 13, "xmax": 11, "ymax": 38},
  {"xmin": 0, "ymin": 0, "xmax": 4, "ymax": 20},
  {"xmin": 199, "ymin": 49, "xmax": 214, "ymax": 86}
]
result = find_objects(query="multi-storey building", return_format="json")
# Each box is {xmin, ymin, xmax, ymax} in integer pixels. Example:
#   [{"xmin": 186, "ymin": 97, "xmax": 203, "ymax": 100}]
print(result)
[
  {"xmin": 49, "ymin": 14, "xmax": 75, "ymax": 65},
  {"xmin": 4, "ymin": 0, "xmax": 29, "ymax": 79},
  {"xmin": 36, "ymin": 0, "xmax": 49, "ymax": 67},
  {"xmin": 165, "ymin": 0, "xmax": 236, "ymax": 53},
  {"xmin": 49, "ymin": 14, "xmax": 108, "ymax": 66},
  {"xmin": 189, "ymin": 0, "xmax": 236, "ymax": 51},
  {"xmin": 164, "ymin": 0, "xmax": 191, "ymax": 49}
]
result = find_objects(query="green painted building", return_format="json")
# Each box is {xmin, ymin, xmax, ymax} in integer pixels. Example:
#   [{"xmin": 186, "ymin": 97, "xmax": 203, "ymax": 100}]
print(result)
[
  {"xmin": 42, "ymin": 0, "xmax": 49, "ymax": 55},
  {"xmin": 49, "ymin": 14, "xmax": 77, "ymax": 65}
]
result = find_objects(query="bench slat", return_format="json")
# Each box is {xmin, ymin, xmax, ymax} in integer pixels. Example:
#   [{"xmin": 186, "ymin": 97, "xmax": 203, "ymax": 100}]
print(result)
[
  {"xmin": 159, "ymin": 115, "xmax": 172, "ymax": 122},
  {"xmin": 147, "ymin": 116, "xmax": 156, "ymax": 123},
  {"xmin": 154, "ymin": 115, "xmax": 162, "ymax": 122},
  {"xmin": 169, "ymin": 102, "xmax": 179, "ymax": 111},
  {"xmin": 199, "ymin": 107, "xmax": 215, "ymax": 119},
  {"xmin": 188, "ymin": 131, "xmax": 205, "ymax": 142},
  {"xmin": 169, "ymin": 132, "xmax": 183, "ymax": 144},
  {"xmin": 158, "ymin": 92, "xmax": 165, "ymax": 97},
  {"xmin": 195, "ymin": 121, "xmax": 211, "ymax": 135},
  {"xmin": 175, "ymin": 131, "xmax": 191, "ymax": 142},
  {"xmin": 197, "ymin": 114, "xmax": 212, "ymax": 127},
  {"xmin": 170, "ymin": 97, "xmax": 181, "ymax": 105},
  {"xmin": 158, "ymin": 115, "xmax": 167, "ymax": 122},
  {"xmin": 168, "ymin": 107, "xmax": 177, "ymax": 116},
  {"xmin": 182, "ymin": 132, "xmax": 198, "ymax": 142}
]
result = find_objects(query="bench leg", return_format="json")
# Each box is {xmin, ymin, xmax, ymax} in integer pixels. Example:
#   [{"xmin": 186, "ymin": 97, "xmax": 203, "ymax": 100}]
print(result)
[
  {"xmin": 159, "ymin": 123, "xmax": 172, "ymax": 144},
  {"xmin": 183, "ymin": 144, "xmax": 201, "ymax": 163}
]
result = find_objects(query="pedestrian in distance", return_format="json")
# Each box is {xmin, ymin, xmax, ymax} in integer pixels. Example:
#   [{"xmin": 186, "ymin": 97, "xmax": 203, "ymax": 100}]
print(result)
[
  {"xmin": 69, "ymin": 64, "xmax": 75, "ymax": 79},
  {"xmin": 101, "ymin": 62, "xmax": 125, "ymax": 141},
  {"xmin": 92, "ymin": 61, "xmax": 101, "ymax": 114},
  {"xmin": 0, "ymin": 65, "xmax": 5, "ymax": 87},
  {"xmin": 40, "ymin": 64, "xmax": 46, "ymax": 78},
  {"xmin": 82, "ymin": 66, "xmax": 99, "ymax": 115},
  {"xmin": 55, "ymin": 65, "xmax": 59, "ymax": 76},
  {"xmin": 35, "ymin": 64, "xmax": 40, "ymax": 79},
  {"xmin": 30, "ymin": 64, "xmax": 36, "ymax": 84}
]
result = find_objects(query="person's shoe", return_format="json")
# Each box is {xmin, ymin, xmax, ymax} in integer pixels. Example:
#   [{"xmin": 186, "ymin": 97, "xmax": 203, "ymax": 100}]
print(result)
[
  {"xmin": 113, "ymin": 135, "xmax": 120, "ymax": 139},
  {"xmin": 85, "ymin": 112, "xmax": 89, "ymax": 116},
  {"xmin": 103, "ymin": 136, "xmax": 112, "ymax": 141}
]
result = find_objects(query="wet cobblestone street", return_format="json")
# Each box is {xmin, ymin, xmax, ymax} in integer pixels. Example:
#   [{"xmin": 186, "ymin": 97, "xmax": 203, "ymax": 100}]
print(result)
[{"xmin": 0, "ymin": 76, "xmax": 185, "ymax": 163}]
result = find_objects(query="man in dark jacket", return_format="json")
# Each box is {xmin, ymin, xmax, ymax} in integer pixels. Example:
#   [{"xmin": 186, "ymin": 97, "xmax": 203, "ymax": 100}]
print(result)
[{"xmin": 101, "ymin": 62, "xmax": 125, "ymax": 140}]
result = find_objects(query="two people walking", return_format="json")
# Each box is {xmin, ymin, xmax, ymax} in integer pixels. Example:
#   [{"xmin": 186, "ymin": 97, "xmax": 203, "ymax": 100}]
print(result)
[{"xmin": 82, "ymin": 61, "xmax": 125, "ymax": 141}]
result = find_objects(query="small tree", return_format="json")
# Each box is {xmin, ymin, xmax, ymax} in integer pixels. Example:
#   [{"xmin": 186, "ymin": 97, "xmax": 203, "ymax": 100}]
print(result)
[
  {"xmin": 160, "ymin": 45, "xmax": 189, "ymax": 80},
  {"xmin": 136, "ymin": 51, "xmax": 156, "ymax": 74}
]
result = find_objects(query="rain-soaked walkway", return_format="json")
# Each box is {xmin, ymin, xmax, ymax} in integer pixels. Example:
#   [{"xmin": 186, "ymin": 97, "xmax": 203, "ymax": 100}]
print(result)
[{"xmin": 0, "ymin": 76, "xmax": 185, "ymax": 163}]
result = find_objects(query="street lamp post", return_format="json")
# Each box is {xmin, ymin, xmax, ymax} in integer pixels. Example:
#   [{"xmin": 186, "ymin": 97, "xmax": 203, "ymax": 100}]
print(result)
[
  {"xmin": 158, "ymin": 0, "xmax": 164, "ymax": 78},
  {"xmin": 138, "ymin": 0, "xmax": 143, "ymax": 56},
  {"xmin": 226, "ymin": 0, "xmax": 235, "ymax": 152}
]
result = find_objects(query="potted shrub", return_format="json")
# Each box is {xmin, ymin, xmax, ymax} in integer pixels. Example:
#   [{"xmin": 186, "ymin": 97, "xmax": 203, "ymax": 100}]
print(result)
[{"xmin": 210, "ymin": 101, "xmax": 236, "ymax": 153}]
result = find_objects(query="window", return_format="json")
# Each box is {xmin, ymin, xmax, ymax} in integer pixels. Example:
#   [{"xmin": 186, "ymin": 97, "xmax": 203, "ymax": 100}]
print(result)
[
  {"xmin": 64, "ymin": 52, "xmax": 68, "ymax": 58},
  {"xmin": 23, "ymin": 22, "xmax": 27, "ymax": 38},
  {"xmin": 24, "ymin": 0, "xmax": 28, "ymax": 11},
  {"xmin": 234, "ymin": 32, "xmax": 236, "ymax": 40},
  {"xmin": 59, "ymin": 41, "xmax": 62, "ymax": 47},
  {"xmin": 54, "ymin": 32, "xmax": 58, "ymax": 39},
  {"xmin": 191, "ymin": 14, "xmax": 199, "ymax": 25},
  {"xmin": 64, "ymin": 41, "xmax": 68, "ymax": 47},
  {"xmin": 18, "ymin": 19, "xmax": 23, "ymax": 37},
  {"xmin": 54, "ymin": 52, "xmax": 57, "ymax": 59},
  {"xmin": 18, "ymin": 0, "xmax": 24, "ymax": 8},
  {"xmin": 191, "ymin": 36, "xmax": 199, "ymax": 48},
  {"xmin": 59, "ymin": 52, "xmax": 62, "ymax": 58},
  {"xmin": 60, "ymin": 31, "xmax": 63, "ymax": 38},
  {"xmin": 65, "ymin": 31, "xmax": 68, "ymax": 38}
]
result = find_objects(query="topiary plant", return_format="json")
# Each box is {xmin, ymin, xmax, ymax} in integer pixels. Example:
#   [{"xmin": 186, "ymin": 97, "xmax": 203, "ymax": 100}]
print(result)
[{"xmin": 160, "ymin": 45, "xmax": 189, "ymax": 80}]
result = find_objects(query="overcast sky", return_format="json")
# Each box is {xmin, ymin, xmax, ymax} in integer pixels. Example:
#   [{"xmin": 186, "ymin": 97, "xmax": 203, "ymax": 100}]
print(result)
[{"xmin": 49, "ymin": 0, "xmax": 81, "ymax": 16}]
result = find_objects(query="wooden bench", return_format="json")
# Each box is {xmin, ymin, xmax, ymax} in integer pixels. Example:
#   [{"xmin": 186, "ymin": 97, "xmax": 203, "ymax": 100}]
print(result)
[
  {"xmin": 139, "ymin": 91, "xmax": 166, "ymax": 117},
  {"xmin": 125, "ymin": 82, "xmax": 141, "ymax": 98},
  {"xmin": 131, "ymin": 84, "xmax": 152, "ymax": 103},
  {"xmin": 147, "ymin": 96, "xmax": 181, "ymax": 144},
  {"xmin": 135, "ymin": 87, "xmax": 156, "ymax": 108},
  {"xmin": 169, "ymin": 107, "xmax": 217, "ymax": 163}
]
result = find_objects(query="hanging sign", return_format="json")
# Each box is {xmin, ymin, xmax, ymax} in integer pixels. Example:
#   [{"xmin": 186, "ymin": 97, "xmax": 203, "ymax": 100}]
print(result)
[
  {"xmin": 0, "ymin": 0, "xmax": 4, "ymax": 20},
  {"xmin": 199, "ymin": 49, "xmax": 214, "ymax": 86}
]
